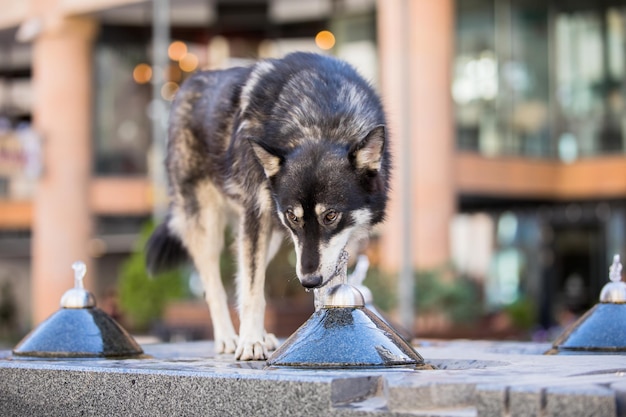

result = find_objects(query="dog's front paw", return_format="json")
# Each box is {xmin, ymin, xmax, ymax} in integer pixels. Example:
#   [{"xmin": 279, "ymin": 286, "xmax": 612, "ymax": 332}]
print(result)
[
  {"xmin": 214, "ymin": 334, "xmax": 238, "ymax": 354},
  {"xmin": 264, "ymin": 332, "xmax": 279, "ymax": 351},
  {"xmin": 235, "ymin": 337, "xmax": 268, "ymax": 361}
]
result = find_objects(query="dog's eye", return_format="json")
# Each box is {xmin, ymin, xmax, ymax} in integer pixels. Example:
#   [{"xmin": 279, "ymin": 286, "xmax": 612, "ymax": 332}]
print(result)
[
  {"xmin": 286, "ymin": 210, "xmax": 298, "ymax": 223},
  {"xmin": 323, "ymin": 210, "xmax": 338, "ymax": 225}
]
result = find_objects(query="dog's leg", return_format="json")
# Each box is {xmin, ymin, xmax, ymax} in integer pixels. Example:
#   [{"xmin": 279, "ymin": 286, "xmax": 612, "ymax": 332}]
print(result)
[
  {"xmin": 235, "ymin": 210, "xmax": 275, "ymax": 360},
  {"xmin": 170, "ymin": 184, "xmax": 238, "ymax": 354},
  {"xmin": 260, "ymin": 229, "xmax": 283, "ymax": 351}
]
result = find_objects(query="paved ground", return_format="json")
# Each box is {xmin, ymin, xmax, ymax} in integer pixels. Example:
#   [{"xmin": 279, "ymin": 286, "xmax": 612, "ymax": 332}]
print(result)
[{"xmin": 2, "ymin": 339, "xmax": 626, "ymax": 416}]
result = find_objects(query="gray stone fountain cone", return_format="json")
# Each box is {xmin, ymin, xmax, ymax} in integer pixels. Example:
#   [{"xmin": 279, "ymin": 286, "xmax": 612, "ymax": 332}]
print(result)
[
  {"xmin": 267, "ymin": 252, "xmax": 424, "ymax": 368},
  {"xmin": 546, "ymin": 254, "xmax": 626, "ymax": 355},
  {"xmin": 13, "ymin": 261, "xmax": 143, "ymax": 358}
]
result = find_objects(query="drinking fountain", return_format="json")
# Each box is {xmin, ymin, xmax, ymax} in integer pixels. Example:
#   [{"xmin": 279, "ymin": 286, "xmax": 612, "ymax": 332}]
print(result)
[
  {"xmin": 546, "ymin": 254, "xmax": 626, "ymax": 355},
  {"xmin": 13, "ymin": 261, "xmax": 143, "ymax": 358},
  {"xmin": 267, "ymin": 251, "xmax": 424, "ymax": 368}
]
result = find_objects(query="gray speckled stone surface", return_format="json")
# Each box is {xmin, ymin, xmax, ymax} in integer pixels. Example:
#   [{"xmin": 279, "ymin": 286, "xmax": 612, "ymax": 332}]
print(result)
[
  {"xmin": 3, "ymin": 340, "xmax": 626, "ymax": 416},
  {"xmin": 545, "ymin": 385, "xmax": 616, "ymax": 417},
  {"xmin": 508, "ymin": 385, "xmax": 544, "ymax": 417},
  {"xmin": 475, "ymin": 385, "xmax": 506, "ymax": 417}
]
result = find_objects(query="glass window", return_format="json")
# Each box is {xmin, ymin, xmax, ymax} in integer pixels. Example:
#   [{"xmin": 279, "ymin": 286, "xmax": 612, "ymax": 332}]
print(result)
[
  {"xmin": 454, "ymin": 0, "xmax": 626, "ymax": 159},
  {"xmin": 507, "ymin": 0, "xmax": 550, "ymax": 157},
  {"xmin": 454, "ymin": 0, "xmax": 551, "ymax": 157},
  {"xmin": 454, "ymin": 0, "xmax": 497, "ymax": 153},
  {"xmin": 93, "ymin": 29, "xmax": 152, "ymax": 175},
  {"xmin": 554, "ymin": 6, "xmax": 626, "ymax": 158}
]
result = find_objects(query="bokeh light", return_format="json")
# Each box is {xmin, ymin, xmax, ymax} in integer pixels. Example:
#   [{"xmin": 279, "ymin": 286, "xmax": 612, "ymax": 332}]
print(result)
[
  {"xmin": 168, "ymin": 41, "xmax": 188, "ymax": 61},
  {"xmin": 161, "ymin": 81, "xmax": 179, "ymax": 101},
  {"xmin": 179, "ymin": 53, "xmax": 199, "ymax": 72},
  {"xmin": 132, "ymin": 63, "xmax": 152, "ymax": 84},
  {"xmin": 315, "ymin": 30, "xmax": 335, "ymax": 50}
]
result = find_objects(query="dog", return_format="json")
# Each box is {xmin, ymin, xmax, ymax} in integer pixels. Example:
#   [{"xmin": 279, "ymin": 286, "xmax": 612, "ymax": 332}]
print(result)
[{"xmin": 146, "ymin": 52, "xmax": 390, "ymax": 360}]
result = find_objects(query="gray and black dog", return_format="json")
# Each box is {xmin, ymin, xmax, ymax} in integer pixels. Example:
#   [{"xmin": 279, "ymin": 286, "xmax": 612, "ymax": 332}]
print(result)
[{"xmin": 146, "ymin": 52, "xmax": 390, "ymax": 360}]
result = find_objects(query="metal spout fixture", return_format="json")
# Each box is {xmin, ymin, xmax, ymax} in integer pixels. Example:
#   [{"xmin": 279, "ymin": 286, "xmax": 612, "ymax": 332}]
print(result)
[
  {"xmin": 324, "ymin": 283, "xmax": 365, "ymax": 308},
  {"xmin": 60, "ymin": 261, "xmax": 96, "ymax": 308},
  {"xmin": 546, "ymin": 254, "xmax": 626, "ymax": 355},
  {"xmin": 600, "ymin": 255, "xmax": 626, "ymax": 303},
  {"xmin": 13, "ymin": 261, "xmax": 143, "ymax": 358}
]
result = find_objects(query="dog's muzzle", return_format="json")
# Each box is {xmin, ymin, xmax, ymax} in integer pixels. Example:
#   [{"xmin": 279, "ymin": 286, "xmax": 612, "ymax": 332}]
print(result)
[{"xmin": 300, "ymin": 275, "xmax": 323, "ymax": 288}]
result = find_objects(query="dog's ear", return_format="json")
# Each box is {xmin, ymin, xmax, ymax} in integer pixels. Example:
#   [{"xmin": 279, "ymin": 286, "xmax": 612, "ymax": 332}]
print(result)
[
  {"xmin": 350, "ymin": 125, "xmax": 386, "ymax": 173},
  {"xmin": 249, "ymin": 140, "xmax": 284, "ymax": 178}
]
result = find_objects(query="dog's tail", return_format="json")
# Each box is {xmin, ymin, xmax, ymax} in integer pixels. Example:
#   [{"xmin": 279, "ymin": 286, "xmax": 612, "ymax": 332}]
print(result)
[{"xmin": 145, "ymin": 220, "xmax": 189, "ymax": 276}]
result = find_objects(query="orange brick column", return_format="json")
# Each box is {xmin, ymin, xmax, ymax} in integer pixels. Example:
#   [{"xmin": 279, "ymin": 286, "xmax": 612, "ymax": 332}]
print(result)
[
  {"xmin": 31, "ymin": 17, "xmax": 98, "ymax": 324},
  {"xmin": 377, "ymin": 0, "xmax": 456, "ymax": 272}
]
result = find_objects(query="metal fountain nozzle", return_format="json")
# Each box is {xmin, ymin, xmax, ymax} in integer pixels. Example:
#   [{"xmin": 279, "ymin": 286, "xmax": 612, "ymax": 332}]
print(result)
[
  {"xmin": 324, "ymin": 283, "xmax": 365, "ymax": 307},
  {"xmin": 313, "ymin": 249, "xmax": 351, "ymax": 310},
  {"xmin": 315, "ymin": 250, "xmax": 367, "ymax": 308},
  {"xmin": 60, "ymin": 261, "xmax": 96, "ymax": 308},
  {"xmin": 599, "ymin": 254, "xmax": 626, "ymax": 303}
]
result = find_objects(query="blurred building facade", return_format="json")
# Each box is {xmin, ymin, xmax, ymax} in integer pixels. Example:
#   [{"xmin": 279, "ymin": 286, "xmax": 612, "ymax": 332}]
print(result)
[{"xmin": 0, "ymin": 0, "xmax": 625, "ymax": 335}]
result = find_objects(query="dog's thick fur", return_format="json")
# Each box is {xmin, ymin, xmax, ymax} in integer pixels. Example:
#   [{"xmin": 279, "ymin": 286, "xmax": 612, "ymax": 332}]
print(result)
[{"xmin": 146, "ymin": 52, "xmax": 390, "ymax": 360}]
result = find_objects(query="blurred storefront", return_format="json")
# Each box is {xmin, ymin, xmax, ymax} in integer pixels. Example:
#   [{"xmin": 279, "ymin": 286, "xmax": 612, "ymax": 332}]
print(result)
[
  {"xmin": 0, "ymin": 0, "xmax": 625, "ymax": 337},
  {"xmin": 452, "ymin": 0, "xmax": 626, "ymax": 332}
]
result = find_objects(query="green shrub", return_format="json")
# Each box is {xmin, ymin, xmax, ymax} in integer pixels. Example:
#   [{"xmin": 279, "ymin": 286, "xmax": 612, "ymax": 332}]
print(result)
[
  {"xmin": 118, "ymin": 221, "xmax": 189, "ymax": 332},
  {"xmin": 364, "ymin": 266, "xmax": 482, "ymax": 324},
  {"xmin": 415, "ymin": 268, "xmax": 482, "ymax": 324},
  {"xmin": 504, "ymin": 296, "xmax": 536, "ymax": 330},
  {"xmin": 363, "ymin": 267, "xmax": 397, "ymax": 312}
]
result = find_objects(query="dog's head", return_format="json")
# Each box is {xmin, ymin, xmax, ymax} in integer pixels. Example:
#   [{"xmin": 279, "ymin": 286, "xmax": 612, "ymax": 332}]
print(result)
[{"xmin": 250, "ymin": 125, "xmax": 388, "ymax": 288}]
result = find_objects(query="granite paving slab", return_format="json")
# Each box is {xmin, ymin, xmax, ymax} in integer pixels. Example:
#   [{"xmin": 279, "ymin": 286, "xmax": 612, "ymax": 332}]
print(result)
[{"xmin": 2, "ymin": 340, "xmax": 626, "ymax": 416}]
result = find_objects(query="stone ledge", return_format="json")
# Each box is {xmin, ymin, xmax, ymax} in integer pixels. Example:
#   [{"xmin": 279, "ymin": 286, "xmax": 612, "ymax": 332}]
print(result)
[{"xmin": 2, "ymin": 340, "xmax": 626, "ymax": 416}]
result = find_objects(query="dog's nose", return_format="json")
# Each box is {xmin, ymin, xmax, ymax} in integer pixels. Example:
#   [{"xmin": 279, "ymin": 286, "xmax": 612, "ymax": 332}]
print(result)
[{"xmin": 301, "ymin": 275, "xmax": 322, "ymax": 288}]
